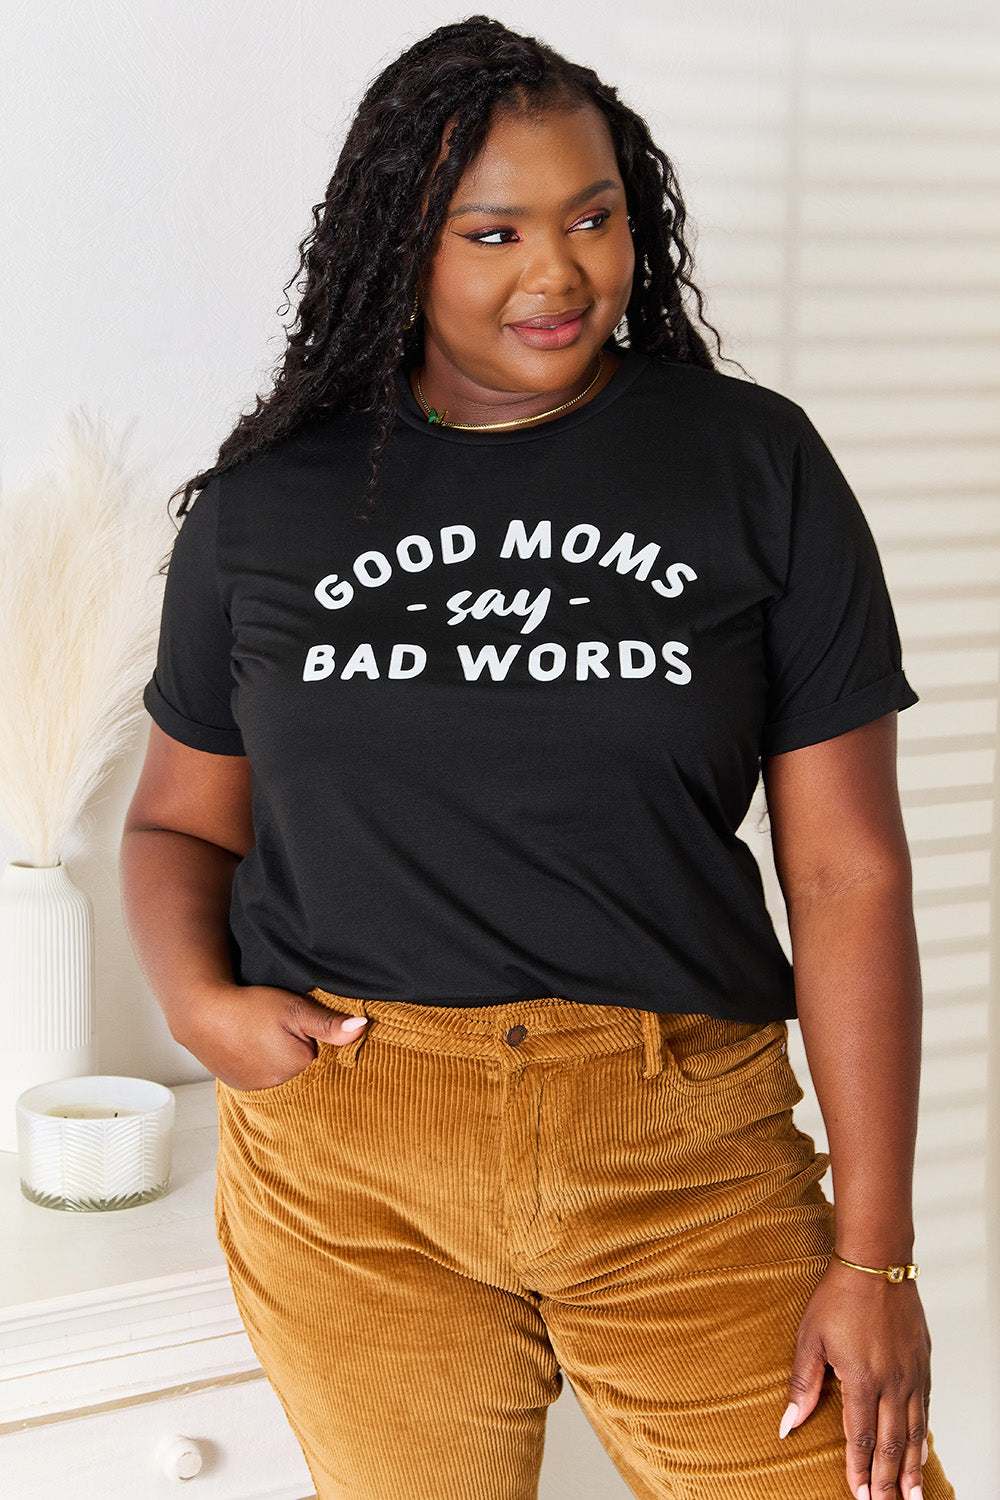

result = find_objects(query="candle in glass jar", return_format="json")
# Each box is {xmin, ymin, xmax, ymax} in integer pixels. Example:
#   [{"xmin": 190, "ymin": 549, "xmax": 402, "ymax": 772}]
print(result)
[{"xmin": 16, "ymin": 1076, "xmax": 175, "ymax": 1211}]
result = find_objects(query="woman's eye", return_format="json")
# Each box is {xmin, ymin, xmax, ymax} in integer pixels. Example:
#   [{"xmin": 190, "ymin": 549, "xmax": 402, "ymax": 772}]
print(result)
[
  {"xmin": 465, "ymin": 228, "xmax": 520, "ymax": 245},
  {"xmin": 572, "ymin": 210, "xmax": 611, "ymax": 232}
]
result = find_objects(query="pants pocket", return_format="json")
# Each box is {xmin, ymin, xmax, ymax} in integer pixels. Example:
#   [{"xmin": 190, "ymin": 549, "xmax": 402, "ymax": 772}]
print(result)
[
  {"xmin": 216, "ymin": 1041, "xmax": 331, "ymax": 1105},
  {"xmin": 661, "ymin": 1015, "xmax": 789, "ymax": 1094}
]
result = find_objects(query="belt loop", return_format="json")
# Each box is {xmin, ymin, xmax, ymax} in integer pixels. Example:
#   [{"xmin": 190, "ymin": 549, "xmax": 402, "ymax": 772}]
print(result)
[
  {"xmin": 335, "ymin": 1000, "xmax": 370, "ymax": 1069},
  {"xmin": 310, "ymin": 989, "xmax": 370, "ymax": 1070},
  {"xmin": 640, "ymin": 1008, "xmax": 664, "ymax": 1079}
]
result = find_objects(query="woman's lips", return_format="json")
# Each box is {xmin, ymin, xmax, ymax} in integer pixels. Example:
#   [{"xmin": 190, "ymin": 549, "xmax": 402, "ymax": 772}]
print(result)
[{"xmin": 508, "ymin": 308, "xmax": 589, "ymax": 350}]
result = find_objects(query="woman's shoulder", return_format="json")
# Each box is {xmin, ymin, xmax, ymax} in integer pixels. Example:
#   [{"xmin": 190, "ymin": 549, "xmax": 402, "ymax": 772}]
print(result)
[
  {"xmin": 202, "ymin": 405, "xmax": 374, "ymax": 511},
  {"xmin": 630, "ymin": 352, "xmax": 810, "ymax": 444}
]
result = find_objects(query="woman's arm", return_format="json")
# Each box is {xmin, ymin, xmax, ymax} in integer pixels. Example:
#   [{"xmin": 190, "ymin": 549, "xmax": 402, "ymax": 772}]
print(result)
[
  {"xmin": 120, "ymin": 723, "xmax": 254, "ymax": 1027},
  {"xmin": 120, "ymin": 722, "xmax": 366, "ymax": 1088},
  {"xmin": 761, "ymin": 712, "xmax": 930, "ymax": 1500}
]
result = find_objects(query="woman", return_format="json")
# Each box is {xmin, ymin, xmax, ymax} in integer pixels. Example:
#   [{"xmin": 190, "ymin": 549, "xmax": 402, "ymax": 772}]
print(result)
[{"xmin": 121, "ymin": 17, "xmax": 955, "ymax": 1500}]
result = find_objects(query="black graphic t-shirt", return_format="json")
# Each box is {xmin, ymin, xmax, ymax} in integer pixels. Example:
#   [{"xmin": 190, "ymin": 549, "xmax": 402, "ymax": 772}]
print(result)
[{"xmin": 145, "ymin": 351, "xmax": 917, "ymax": 1020}]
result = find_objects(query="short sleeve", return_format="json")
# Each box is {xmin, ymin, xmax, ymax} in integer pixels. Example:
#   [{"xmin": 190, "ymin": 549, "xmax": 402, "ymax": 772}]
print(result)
[
  {"xmin": 143, "ymin": 476, "xmax": 246, "ymax": 755},
  {"xmin": 759, "ymin": 411, "xmax": 918, "ymax": 758}
]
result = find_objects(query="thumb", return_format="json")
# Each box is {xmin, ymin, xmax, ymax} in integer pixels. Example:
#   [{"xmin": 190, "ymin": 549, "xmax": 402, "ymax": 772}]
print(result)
[
  {"xmin": 779, "ymin": 1339, "xmax": 827, "ymax": 1438},
  {"xmin": 297, "ymin": 995, "xmax": 368, "ymax": 1046}
]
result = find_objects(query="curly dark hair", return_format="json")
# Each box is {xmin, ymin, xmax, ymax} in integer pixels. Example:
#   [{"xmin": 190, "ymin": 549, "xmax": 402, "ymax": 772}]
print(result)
[{"xmin": 173, "ymin": 15, "xmax": 737, "ymax": 519}]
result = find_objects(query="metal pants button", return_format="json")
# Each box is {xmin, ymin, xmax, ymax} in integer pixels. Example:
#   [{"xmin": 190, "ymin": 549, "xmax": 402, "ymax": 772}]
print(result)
[{"xmin": 505, "ymin": 1025, "xmax": 527, "ymax": 1047}]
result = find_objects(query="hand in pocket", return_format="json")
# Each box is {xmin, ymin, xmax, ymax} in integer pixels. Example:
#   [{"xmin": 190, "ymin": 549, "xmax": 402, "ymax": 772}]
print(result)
[{"xmin": 170, "ymin": 983, "xmax": 368, "ymax": 1090}]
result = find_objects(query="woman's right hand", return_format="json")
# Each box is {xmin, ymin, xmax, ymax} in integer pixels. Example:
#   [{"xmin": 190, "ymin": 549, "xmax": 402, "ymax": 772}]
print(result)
[{"xmin": 171, "ymin": 983, "xmax": 367, "ymax": 1091}]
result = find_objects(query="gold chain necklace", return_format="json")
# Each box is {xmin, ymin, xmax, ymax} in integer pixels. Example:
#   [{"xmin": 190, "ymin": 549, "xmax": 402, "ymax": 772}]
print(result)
[{"xmin": 414, "ymin": 353, "xmax": 603, "ymax": 431}]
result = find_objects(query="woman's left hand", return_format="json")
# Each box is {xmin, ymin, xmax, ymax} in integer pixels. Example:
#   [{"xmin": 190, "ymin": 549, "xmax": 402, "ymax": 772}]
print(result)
[{"xmin": 779, "ymin": 1257, "xmax": 931, "ymax": 1500}]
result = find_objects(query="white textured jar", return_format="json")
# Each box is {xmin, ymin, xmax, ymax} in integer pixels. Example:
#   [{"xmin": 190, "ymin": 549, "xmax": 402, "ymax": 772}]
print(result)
[
  {"xmin": 15, "ymin": 1075, "xmax": 174, "ymax": 1211},
  {"xmin": 0, "ymin": 860, "xmax": 96, "ymax": 1153}
]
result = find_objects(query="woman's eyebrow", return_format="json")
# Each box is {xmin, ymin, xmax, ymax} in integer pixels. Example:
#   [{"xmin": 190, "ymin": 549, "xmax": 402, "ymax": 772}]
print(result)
[{"xmin": 446, "ymin": 178, "xmax": 622, "ymax": 220}]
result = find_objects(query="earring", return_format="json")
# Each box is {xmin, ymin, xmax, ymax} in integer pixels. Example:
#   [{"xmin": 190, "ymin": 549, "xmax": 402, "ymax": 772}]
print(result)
[
  {"xmin": 627, "ymin": 214, "xmax": 635, "ymax": 233},
  {"xmin": 403, "ymin": 290, "xmax": 421, "ymax": 331}
]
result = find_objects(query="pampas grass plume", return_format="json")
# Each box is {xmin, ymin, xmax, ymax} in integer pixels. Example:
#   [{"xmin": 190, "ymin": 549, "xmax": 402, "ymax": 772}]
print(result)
[{"xmin": 0, "ymin": 408, "xmax": 173, "ymax": 866}]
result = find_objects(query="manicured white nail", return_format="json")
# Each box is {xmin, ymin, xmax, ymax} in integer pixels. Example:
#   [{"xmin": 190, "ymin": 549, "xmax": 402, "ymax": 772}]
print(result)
[
  {"xmin": 342, "ymin": 1017, "xmax": 368, "ymax": 1031},
  {"xmin": 856, "ymin": 1486, "xmax": 870, "ymax": 1500},
  {"xmin": 778, "ymin": 1403, "xmax": 798, "ymax": 1439},
  {"xmin": 911, "ymin": 1488, "xmax": 923, "ymax": 1500},
  {"xmin": 921, "ymin": 1437, "xmax": 928, "ymax": 1464}
]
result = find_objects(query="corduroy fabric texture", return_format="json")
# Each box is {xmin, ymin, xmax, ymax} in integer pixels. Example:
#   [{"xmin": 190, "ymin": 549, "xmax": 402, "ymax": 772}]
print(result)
[{"xmin": 214, "ymin": 995, "xmax": 954, "ymax": 1500}]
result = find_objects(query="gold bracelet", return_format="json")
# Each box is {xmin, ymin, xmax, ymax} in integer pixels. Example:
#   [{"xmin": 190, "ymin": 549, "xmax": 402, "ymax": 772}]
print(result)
[{"xmin": 833, "ymin": 1253, "xmax": 918, "ymax": 1283}]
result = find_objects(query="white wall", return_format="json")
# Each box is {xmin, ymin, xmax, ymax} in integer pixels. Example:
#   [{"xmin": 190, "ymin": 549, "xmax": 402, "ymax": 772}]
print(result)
[{"xmin": 2, "ymin": 1, "xmax": 996, "ymax": 1494}]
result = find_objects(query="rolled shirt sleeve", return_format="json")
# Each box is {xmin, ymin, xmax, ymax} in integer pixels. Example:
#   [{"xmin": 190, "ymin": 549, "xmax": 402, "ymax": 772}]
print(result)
[
  {"xmin": 143, "ymin": 476, "xmax": 246, "ymax": 756},
  {"xmin": 759, "ymin": 411, "xmax": 918, "ymax": 757}
]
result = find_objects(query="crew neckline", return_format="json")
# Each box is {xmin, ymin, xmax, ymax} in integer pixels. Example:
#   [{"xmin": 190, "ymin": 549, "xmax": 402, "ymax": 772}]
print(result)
[{"xmin": 392, "ymin": 348, "xmax": 652, "ymax": 444}]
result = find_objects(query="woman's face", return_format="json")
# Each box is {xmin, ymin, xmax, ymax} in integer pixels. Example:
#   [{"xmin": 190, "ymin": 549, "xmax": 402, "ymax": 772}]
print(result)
[{"xmin": 418, "ymin": 102, "xmax": 635, "ymax": 418}]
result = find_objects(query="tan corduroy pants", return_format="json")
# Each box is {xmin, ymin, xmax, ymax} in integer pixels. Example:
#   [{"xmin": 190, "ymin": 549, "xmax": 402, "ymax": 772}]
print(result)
[{"xmin": 214, "ymin": 995, "xmax": 954, "ymax": 1500}]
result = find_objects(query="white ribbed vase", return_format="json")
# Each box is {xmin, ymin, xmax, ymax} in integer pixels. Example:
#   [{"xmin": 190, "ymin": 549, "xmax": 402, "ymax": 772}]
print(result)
[{"xmin": 0, "ymin": 861, "xmax": 96, "ymax": 1153}]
